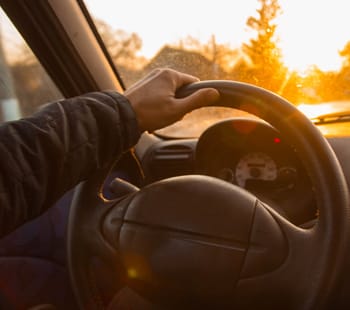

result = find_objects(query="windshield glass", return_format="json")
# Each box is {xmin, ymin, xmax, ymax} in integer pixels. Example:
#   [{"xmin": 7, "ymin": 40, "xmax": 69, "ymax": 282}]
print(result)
[{"xmin": 84, "ymin": 0, "xmax": 350, "ymax": 137}]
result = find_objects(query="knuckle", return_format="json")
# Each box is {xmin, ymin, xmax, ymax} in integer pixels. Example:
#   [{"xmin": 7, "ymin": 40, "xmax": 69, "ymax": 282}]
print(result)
[{"xmin": 159, "ymin": 68, "xmax": 176, "ymax": 78}]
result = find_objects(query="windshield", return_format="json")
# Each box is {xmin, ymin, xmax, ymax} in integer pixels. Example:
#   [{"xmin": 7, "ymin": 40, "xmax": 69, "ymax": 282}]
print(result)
[{"xmin": 84, "ymin": 0, "xmax": 350, "ymax": 137}]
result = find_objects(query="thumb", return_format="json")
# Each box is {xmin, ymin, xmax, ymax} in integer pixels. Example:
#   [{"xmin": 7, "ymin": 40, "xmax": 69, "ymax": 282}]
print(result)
[{"xmin": 178, "ymin": 88, "xmax": 220, "ymax": 113}]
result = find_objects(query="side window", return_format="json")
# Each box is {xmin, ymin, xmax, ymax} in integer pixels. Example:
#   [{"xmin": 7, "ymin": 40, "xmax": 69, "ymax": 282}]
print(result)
[{"xmin": 0, "ymin": 8, "xmax": 62, "ymax": 122}]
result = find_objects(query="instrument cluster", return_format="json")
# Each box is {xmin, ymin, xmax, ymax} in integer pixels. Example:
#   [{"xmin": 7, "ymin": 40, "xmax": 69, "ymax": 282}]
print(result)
[{"xmin": 195, "ymin": 118, "xmax": 317, "ymax": 224}]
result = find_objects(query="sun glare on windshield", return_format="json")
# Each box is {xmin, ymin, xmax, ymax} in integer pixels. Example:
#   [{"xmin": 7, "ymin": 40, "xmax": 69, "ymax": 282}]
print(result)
[
  {"xmin": 85, "ymin": 0, "xmax": 350, "ymax": 135},
  {"xmin": 277, "ymin": 0, "xmax": 347, "ymax": 73},
  {"xmin": 297, "ymin": 103, "xmax": 335, "ymax": 119}
]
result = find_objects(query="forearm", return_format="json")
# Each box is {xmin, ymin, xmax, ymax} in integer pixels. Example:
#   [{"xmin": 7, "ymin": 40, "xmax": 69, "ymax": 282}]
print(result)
[{"xmin": 0, "ymin": 91, "xmax": 140, "ymax": 236}]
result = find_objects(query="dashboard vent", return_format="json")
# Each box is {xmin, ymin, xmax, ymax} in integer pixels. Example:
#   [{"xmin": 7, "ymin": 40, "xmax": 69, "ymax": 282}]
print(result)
[{"xmin": 150, "ymin": 144, "xmax": 194, "ymax": 180}]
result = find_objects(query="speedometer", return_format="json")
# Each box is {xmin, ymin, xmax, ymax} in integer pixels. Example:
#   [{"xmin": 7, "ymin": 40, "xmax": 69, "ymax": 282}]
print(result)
[{"xmin": 235, "ymin": 152, "xmax": 277, "ymax": 188}]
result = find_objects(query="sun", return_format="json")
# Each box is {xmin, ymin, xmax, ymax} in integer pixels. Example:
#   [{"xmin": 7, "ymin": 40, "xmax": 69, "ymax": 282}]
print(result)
[
  {"xmin": 277, "ymin": 0, "xmax": 348, "ymax": 73},
  {"xmin": 279, "ymin": 29, "xmax": 343, "ymax": 73}
]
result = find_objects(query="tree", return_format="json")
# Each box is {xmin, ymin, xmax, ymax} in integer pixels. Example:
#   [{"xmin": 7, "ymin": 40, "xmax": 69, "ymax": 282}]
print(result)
[
  {"xmin": 329, "ymin": 41, "xmax": 350, "ymax": 100},
  {"xmin": 95, "ymin": 20, "xmax": 145, "ymax": 70},
  {"xmin": 175, "ymin": 35, "xmax": 241, "ymax": 77},
  {"xmin": 241, "ymin": 0, "xmax": 287, "ymax": 92},
  {"xmin": 340, "ymin": 41, "xmax": 350, "ymax": 69}
]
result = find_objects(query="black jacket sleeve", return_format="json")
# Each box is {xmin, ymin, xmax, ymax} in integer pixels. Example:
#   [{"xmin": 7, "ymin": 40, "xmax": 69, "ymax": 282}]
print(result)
[{"xmin": 0, "ymin": 91, "xmax": 141, "ymax": 237}]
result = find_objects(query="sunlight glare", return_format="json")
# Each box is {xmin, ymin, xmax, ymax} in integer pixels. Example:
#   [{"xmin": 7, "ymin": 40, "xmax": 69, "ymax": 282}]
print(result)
[
  {"xmin": 298, "ymin": 103, "xmax": 335, "ymax": 119},
  {"xmin": 85, "ymin": 0, "xmax": 350, "ymax": 72},
  {"xmin": 278, "ymin": 0, "xmax": 348, "ymax": 72}
]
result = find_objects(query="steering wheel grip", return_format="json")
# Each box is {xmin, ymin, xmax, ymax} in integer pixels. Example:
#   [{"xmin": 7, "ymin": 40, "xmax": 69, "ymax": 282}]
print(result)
[{"xmin": 68, "ymin": 81, "xmax": 350, "ymax": 309}]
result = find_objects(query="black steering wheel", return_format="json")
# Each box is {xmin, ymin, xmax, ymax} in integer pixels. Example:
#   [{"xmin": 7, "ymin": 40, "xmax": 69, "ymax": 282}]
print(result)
[{"xmin": 68, "ymin": 81, "xmax": 349, "ymax": 309}]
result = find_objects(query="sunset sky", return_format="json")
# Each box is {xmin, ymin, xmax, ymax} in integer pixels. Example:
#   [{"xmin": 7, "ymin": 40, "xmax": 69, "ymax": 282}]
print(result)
[{"xmin": 85, "ymin": 0, "xmax": 350, "ymax": 72}]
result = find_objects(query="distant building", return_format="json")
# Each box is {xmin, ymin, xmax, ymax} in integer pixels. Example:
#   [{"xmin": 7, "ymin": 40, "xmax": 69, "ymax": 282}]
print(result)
[{"xmin": 143, "ymin": 46, "xmax": 226, "ymax": 80}]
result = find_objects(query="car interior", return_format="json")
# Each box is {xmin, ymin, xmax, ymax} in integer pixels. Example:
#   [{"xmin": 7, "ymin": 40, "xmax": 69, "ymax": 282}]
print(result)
[{"xmin": 1, "ymin": 0, "xmax": 350, "ymax": 309}]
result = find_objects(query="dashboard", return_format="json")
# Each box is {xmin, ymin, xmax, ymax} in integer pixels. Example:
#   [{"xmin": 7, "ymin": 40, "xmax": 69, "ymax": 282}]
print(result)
[
  {"xmin": 196, "ymin": 118, "xmax": 299, "ymax": 188},
  {"xmin": 195, "ymin": 118, "xmax": 317, "ymax": 225},
  {"xmin": 139, "ymin": 118, "xmax": 341, "ymax": 226}
]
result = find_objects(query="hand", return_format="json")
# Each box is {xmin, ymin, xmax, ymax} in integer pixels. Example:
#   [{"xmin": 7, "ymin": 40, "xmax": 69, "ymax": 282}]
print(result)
[{"xmin": 124, "ymin": 68, "xmax": 220, "ymax": 132}]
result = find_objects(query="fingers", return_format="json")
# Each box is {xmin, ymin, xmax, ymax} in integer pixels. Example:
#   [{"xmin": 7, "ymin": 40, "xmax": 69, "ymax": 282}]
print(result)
[
  {"xmin": 126, "ymin": 68, "xmax": 198, "ymax": 93},
  {"xmin": 124, "ymin": 67, "xmax": 220, "ymax": 133},
  {"xmin": 173, "ymin": 70, "xmax": 200, "ymax": 87},
  {"xmin": 175, "ymin": 88, "xmax": 220, "ymax": 114}
]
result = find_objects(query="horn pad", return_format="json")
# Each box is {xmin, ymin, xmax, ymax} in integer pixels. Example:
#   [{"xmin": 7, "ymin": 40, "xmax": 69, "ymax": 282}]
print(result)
[{"xmin": 104, "ymin": 175, "xmax": 287, "ymax": 307}]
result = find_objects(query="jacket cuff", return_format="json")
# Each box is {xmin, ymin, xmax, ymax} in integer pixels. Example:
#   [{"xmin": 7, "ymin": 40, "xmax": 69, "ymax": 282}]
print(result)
[{"xmin": 103, "ymin": 91, "xmax": 141, "ymax": 150}]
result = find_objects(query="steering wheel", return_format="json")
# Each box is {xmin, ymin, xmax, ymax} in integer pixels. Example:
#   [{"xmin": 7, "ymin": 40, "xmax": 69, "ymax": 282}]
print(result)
[{"xmin": 68, "ymin": 81, "xmax": 349, "ymax": 309}]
